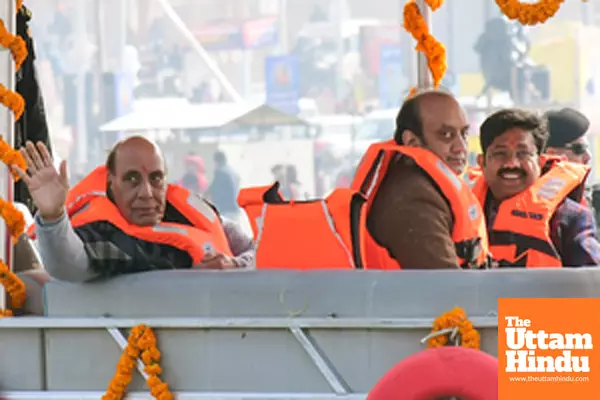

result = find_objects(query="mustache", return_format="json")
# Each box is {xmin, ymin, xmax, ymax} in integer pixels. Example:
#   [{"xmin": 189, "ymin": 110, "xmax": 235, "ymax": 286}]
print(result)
[{"xmin": 497, "ymin": 167, "xmax": 526, "ymax": 177}]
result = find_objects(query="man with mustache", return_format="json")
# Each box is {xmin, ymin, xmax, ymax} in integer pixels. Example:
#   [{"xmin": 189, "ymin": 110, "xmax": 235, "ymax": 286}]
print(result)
[
  {"xmin": 21, "ymin": 137, "xmax": 255, "ymax": 282},
  {"xmin": 352, "ymin": 90, "xmax": 491, "ymax": 269},
  {"xmin": 471, "ymin": 108, "xmax": 600, "ymax": 267}
]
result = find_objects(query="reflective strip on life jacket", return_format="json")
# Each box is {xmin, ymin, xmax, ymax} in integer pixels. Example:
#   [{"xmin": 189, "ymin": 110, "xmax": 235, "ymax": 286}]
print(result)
[
  {"xmin": 471, "ymin": 160, "xmax": 590, "ymax": 268},
  {"xmin": 28, "ymin": 165, "xmax": 232, "ymax": 263},
  {"xmin": 237, "ymin": 182, "xmax": 367, "ymax": 269},
  {"xmin": 352, "ymin": 140, "xmax": 491, "ymax": 270}
]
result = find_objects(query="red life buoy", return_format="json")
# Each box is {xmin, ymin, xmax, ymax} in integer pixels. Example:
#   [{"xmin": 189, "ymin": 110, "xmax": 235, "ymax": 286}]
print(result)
[{"xmin": 368, "ymin": 346, "xmax": 498, "ymax": 400}]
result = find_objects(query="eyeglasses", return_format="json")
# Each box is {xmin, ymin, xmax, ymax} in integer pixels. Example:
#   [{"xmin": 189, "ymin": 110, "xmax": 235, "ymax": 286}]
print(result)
[{"xmin": 565, "ymin": 142, "xmax": 589, "ymax": 156}]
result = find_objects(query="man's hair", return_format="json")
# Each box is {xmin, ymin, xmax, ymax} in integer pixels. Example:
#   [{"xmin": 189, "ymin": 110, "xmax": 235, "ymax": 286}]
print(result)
[
  {"xmin": 106, "ymin": 144, "xmax": 120, "ymax": 174},
  {"xmin": 479, "ymin": 108, "xmax": 549, "ymax": 155},
  {"xmin": 394, "ymin": 90, "xmax": 457, "ymax": 145}
]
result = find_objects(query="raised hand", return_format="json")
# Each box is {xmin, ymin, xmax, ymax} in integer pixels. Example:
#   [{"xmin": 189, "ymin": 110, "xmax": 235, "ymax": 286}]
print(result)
[{"xmin": 12, "ymin": 141, "xmax": 69, "ymax": 220}]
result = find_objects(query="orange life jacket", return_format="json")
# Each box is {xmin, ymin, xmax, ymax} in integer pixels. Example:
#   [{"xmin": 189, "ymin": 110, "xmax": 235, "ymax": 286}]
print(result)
[
  {"xmin": 28, "ymin": 166, "xmax": 233, "ymax": 264},
  {"xmin": 351, "ymin": 140, "xmax": 491, "ymax": 270},
  {"xmin": 237, "ymin": 183, "xmax": 367, "ymax": 269},
  {"xmin": 466, "ymin": 167, "xmax": 482, "ymax": 187},
  {"xmin": 470, "ymin": 159, "xmax": 590, "ymax": 268}
]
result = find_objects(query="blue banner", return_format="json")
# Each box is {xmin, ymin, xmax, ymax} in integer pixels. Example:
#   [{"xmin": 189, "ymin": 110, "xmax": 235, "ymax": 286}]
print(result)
[
  {"xmin": 265, "ymin": 55, "xmax": 300, "ymax": 115},
  {"xmin": 378, "ymin": 45, "xmax": 403, "ymax": 109}
]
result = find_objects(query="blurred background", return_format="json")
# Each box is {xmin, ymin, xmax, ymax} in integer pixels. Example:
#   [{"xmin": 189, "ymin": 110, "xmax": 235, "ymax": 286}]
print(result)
[{"xmin": 25, "ymin": 0, "xmax": 600, "ymax": 198}]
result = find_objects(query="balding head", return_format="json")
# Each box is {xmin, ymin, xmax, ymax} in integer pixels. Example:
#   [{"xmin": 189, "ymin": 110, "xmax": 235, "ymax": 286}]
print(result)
[
  {"xmin": 394, "ymin": 90, "xmax": 461, "ymax": 145},
  {"xmin": 395, "ymin": 90, "xmax": 469, "ymax": 174},
  {"xmin": 106, "ymin": 136, "xmax": 165, "ymax": 174},
  {"xmin": 106, "ymin": 136, "xmax": 167, "ymax": 226}
]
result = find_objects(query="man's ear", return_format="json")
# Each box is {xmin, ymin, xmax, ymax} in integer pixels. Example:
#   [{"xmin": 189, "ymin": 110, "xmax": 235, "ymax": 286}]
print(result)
[
  {"xmin": 477, "ymin": 153, "xmax": 484, "ymax": 168},
  {"xmin": 401, "ymin": 130, "xmax": 423, "ymax": 147},
  {"xmin": 107, "ymin": 173, "xmax": 115, "ymax": 189}
]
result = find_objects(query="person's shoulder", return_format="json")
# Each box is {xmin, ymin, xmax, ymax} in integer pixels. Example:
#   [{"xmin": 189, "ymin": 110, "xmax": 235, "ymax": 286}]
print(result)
[
  {"xmin": 558, "ymin": 197, "xmax": 590, "ymax": 214},
  {"xmin": 388, "ymin": 159, "xmax": 449, "ymax": 200},
  {"xmin": 373, "ymin": 159, "xmax": 451, "ymax": 213},
  {"xmin": 556, "ymin": 197, "xmax": 594, "ymax": 225}
]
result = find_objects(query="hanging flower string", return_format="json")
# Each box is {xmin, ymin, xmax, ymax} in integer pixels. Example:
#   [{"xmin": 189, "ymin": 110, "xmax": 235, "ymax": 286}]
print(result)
[
  {"xmin": 0, "ymin": 2, "xmax": 28, "ymax": 318},
  {"xmin": 0, "ymin": 137, "xmax": 26, "ymax": 181},
  {"xmin": 427, "ymin": 307, "xmax": 480, "ymax": 350},
  {"xmin": 0, "ymin": 20, "xmax": 27, "ymax": 71},
  {"xmin": 0, "ymin": 260, "xmax": 25, "ymax": 317},
  {"xmin": 0, "ymin": 200, "xmax": 26, "ymax": 317},
  {"xmin": 0, "ymin": 178, "xmax": 26, "ymax": 317},
  {"xmin": 403, "ymin": 0, "xmax": 447, "ymax": 89},
  {"xmin": 495, "ymin": 0, "xmax": 566, "ymax": 26},
  {"xmin": 0, "ymin": 84, "xmax": 24, "ymax": 122},
  {"xmin": 0, "ymin": 198, "xmax": 25, "ymax": 241},
  {"xmin": 103, "ymin": 324, "xmax": 174, "ymax": 400},
  {"xmin": 0, "ymin": 11, "xmax": 27, "ymax": 122}
]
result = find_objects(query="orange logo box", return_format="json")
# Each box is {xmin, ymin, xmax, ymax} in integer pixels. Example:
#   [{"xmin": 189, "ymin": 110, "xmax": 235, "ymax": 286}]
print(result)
[{"xmin": 498, "ymin": 298, "xmax": 600, "ymax": 400}]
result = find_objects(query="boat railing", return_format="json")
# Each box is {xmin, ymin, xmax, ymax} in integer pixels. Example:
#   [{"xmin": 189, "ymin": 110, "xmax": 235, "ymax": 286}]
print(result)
[{"xmin": 1, "ymin": 268, "xmax": 599, "ymax": 399}]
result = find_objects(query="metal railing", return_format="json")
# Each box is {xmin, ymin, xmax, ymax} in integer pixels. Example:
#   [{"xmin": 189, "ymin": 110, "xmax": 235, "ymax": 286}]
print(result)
[{"xmin": 0, "ymin": 315, "xmax": 499, "ymax": 399}]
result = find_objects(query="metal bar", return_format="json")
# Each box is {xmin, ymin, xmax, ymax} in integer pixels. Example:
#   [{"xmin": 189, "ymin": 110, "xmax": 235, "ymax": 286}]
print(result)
[
  {"xmin": 153, "ymin": 0, "xmax": 243, "ymax": 103},
  {"xmin": 415, "ymin": 0, "xmax": 432, "ymax": 89},
  {"xmin": 0, "ymin": 392, "xmax": 368, "ymax": 399},
  {"xmin": 290, "ymin": 326, "xmax": 349, "ymax": 394},
  {"xmin": 107, "ymin": 327, "xmax": 149, "ymax": 380},
  {"xmin": 0, "ymin": 316, "xmax": 499, "ymax": 329},
  {"xmin": 0, "ymin": 0, "xmax": 16, "ymax": 313}
]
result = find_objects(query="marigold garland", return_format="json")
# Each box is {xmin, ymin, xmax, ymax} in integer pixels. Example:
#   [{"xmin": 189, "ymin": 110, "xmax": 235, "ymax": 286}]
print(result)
[
  {"xmin": 0, "ymin": 3, "xmax": 27, "ymax": 319},
  {"xmin": 0, "ymin": 197, "xmax": 25, "ymax": 240},
  {"xmin": 0, "ymin": 6, "xmax": 28, "ymax": 122},
  {"xmin": 0, "ymin": 20, "xmax": 27, "ymax": 71},
  {"xmin": 0, "ymin": 260, "xmax": 25, "ymax": 316},
  {"xmin": 0, "ymin": 84, "xmax": 24, "ymax": 121},
  {"xmin": 0, "ymin": 195, "xmax": 25, "ymax": 317},
  {"xmin": 495, "ymin": 0, "xmax": 566, "ymax": 26},
  {"xmin": 0, "ymin": 137, "xmax": 26, "ymax": 181},
  {"xmin": 103, "ymin": 324, "xmax": 174, "ymax": 400},
  {"xmin": 427, "ymin": 307, "xmax": 480, "ymax": 349},
  {"xmin": 403, "ymin": 0, "xmax": 447, "ymax": 89}
]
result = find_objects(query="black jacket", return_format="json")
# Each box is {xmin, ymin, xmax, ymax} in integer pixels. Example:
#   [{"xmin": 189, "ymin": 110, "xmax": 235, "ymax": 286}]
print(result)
[{"xmin": 14, "ymin": 5, "xmax": 51, "ymax": 213}]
